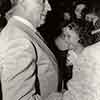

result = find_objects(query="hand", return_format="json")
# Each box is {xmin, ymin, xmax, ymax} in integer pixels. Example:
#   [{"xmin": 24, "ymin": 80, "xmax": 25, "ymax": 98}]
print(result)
[
  {"xmin": 66, "ymin": 50, "xmax": 77, "ymax": 65},
  {"xmin": 62, "ymin": 91, "xmax": 74, "ymax": 100},
  {"xmin": 45, "ymin": 92, "xmax": 63, "ymax": 100},
  {"xmin": 34, "ymin": 94, "xmax": 42, "ymax": 100}
]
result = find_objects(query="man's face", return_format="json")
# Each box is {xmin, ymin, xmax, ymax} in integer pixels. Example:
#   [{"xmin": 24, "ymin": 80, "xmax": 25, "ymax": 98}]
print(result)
[
  {"xmin": 75, "ymin": 4, "xmax": 86, "ymax": 19},
  {"xmin": 63, "ymin": 25, "xmax": 79, "ymax": 49},
  {"xmin": 31, "ymin": 0, "xmax": 51, "ymax": 27}
]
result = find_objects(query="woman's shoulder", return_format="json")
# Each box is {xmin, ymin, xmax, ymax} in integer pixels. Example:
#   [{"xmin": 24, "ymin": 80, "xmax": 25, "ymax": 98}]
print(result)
[
  {"xmin": 80, "ymin": 42, "xmax": 100, "ymax": 64},
  {"xmin": 82, "ymin": 42, "xmax": 100, "ymax": 55}
]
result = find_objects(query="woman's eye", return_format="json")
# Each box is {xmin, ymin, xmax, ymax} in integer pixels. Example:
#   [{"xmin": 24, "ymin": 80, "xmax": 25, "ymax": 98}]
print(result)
[
  {"xmin": 61, "ymin": 34, "xmax": 66, "ymax": 39},
  {"xmin": 64, "ymin": 33, "xmax": 71, "ymax": 39}
]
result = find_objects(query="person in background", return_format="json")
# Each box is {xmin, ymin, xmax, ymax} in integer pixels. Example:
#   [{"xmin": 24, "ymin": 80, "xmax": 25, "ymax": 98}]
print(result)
[
  {"xmin": 85, "ymin": 13, "xmax": 100, "ymax": 46},
  {"xmin": 72, "ymin": 0, "xmax": 91, "ymax": 25},
  {"xmin": 0, "ymin": 0, "xmax": 63, "ymax": 100},
  {"xmin": 71, "ymin": 0, "xmax": 96, "ymax": 47}
]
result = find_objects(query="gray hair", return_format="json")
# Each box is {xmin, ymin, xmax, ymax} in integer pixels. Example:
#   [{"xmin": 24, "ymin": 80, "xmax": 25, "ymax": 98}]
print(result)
[{"xmin": 6, "ymin": 0, "xmax": 24, "ymax": 20}]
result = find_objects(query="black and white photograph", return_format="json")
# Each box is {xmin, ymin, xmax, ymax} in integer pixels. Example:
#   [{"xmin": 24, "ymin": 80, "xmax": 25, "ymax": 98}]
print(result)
[{"xmin": 0, "ymin": 0, "xmax": 100, "ymax": 100}]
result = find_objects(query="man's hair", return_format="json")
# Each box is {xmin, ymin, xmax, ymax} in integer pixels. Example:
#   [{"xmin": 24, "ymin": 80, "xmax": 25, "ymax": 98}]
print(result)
[{"xmin": 6, "ymin": 0, "xmax": 27, "ymax": 19}]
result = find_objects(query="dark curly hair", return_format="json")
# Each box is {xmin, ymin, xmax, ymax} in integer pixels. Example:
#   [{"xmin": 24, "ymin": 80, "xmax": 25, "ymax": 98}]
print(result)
[
  {"xmin": 0, "ymin": 0, "xmax": 11, "ymax": 16},
  {"xmin": 68, "ymin": 0, "xmax": 97, "ymax": 47},
  {"xmin": 78, "ymin": 25, "xmax": 96, "ymax": 47},
  {"xmin": 67, "ymin": 22, "xmax": 96, "ymax": 47},
  {"xmin": 0, "ymin": 16, "xmax": 7, "ymax": 29},
  {"xmin": 0, "ymin": 0, "xmax": 11, "ymax": 31}
]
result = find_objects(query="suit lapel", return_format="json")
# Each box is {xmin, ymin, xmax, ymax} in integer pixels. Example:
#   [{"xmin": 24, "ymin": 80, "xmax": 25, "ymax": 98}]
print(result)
[{"xmin": 9, "ymin": 18, "xmax": 58, "ymax": 72}]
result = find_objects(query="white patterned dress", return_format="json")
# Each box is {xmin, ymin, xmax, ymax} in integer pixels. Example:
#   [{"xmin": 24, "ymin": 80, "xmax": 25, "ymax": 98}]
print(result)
[{"xmin": 63, "ymin": 41, "xmax": 100, "ymax": 100}]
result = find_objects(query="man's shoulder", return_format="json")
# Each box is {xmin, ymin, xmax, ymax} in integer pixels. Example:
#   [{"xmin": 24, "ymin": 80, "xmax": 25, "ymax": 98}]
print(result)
[{"xmin": 1, "ymin": 18, "xmax": 32, "ymax": 41}]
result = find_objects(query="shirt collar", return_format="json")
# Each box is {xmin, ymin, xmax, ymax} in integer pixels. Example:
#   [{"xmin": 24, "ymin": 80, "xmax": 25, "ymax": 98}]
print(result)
[
  {"xmin": 13, "ymin": 16, "xmax": 37, "ymax": 32},
  {"xmin": 13, "ymin": 15, "xmax": 45, "ymax": 42}
]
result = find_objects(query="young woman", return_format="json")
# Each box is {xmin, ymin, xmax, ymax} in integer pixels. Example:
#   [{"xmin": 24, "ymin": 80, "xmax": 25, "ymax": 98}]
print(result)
[
  {"xmin": 62, "ymin": 20, "xmax": 100, "ymax": 100},
  {"xmin": 50, "ymin": 12, "xmax": 73, "ymax": 92},
  {"xmin": 71, "ymin": 0, "xmax": 96, "ymax": 47}
]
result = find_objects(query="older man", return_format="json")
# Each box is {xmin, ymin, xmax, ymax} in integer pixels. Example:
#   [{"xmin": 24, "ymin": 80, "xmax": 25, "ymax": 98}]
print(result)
[{"xmin": 0, "ymin": 0, "xmax": 60, "ymax": 100}]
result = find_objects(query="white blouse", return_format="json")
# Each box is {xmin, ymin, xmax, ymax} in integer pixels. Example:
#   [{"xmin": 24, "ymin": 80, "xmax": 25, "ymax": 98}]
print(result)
[{"xmin": 63, "ymin": 42, "xmax": 100, "ymax": 100}]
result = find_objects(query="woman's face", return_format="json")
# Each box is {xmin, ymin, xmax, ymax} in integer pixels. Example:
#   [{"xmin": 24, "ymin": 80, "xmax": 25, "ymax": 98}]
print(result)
[
  {"xmin": 75, "ymin": 4, "xmax": 86, "ymax": 19},
  {"xmin": 54, "ymin": 35, "xmax": 69, "ymax": 51},
  {"xmin": 63, "ymin": 25, "xmax": 79, "ymax": 49}
]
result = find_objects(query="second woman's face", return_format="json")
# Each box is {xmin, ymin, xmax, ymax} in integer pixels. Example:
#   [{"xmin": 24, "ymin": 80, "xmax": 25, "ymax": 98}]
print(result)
[{"xmin": 75, "ymin": 4, "xmax": 86, "ymax": 19}]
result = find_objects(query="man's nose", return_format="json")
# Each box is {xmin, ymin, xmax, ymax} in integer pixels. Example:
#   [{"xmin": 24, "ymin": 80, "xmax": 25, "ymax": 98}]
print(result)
[{"xmin": 46, "ymin": 1, "xmax": 52, "ymax": 11}]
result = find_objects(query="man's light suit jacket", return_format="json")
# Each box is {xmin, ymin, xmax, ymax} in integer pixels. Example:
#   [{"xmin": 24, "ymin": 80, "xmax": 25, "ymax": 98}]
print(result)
[{"xmin": 0, "ymin": 17, "xmax": 58, "ymax": 100}]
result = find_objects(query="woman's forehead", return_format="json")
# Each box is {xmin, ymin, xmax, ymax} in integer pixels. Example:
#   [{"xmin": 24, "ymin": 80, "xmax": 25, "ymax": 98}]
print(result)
[{"xmin": 63, "ymin": 27, "xmax": 73, "ymax": 35}]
